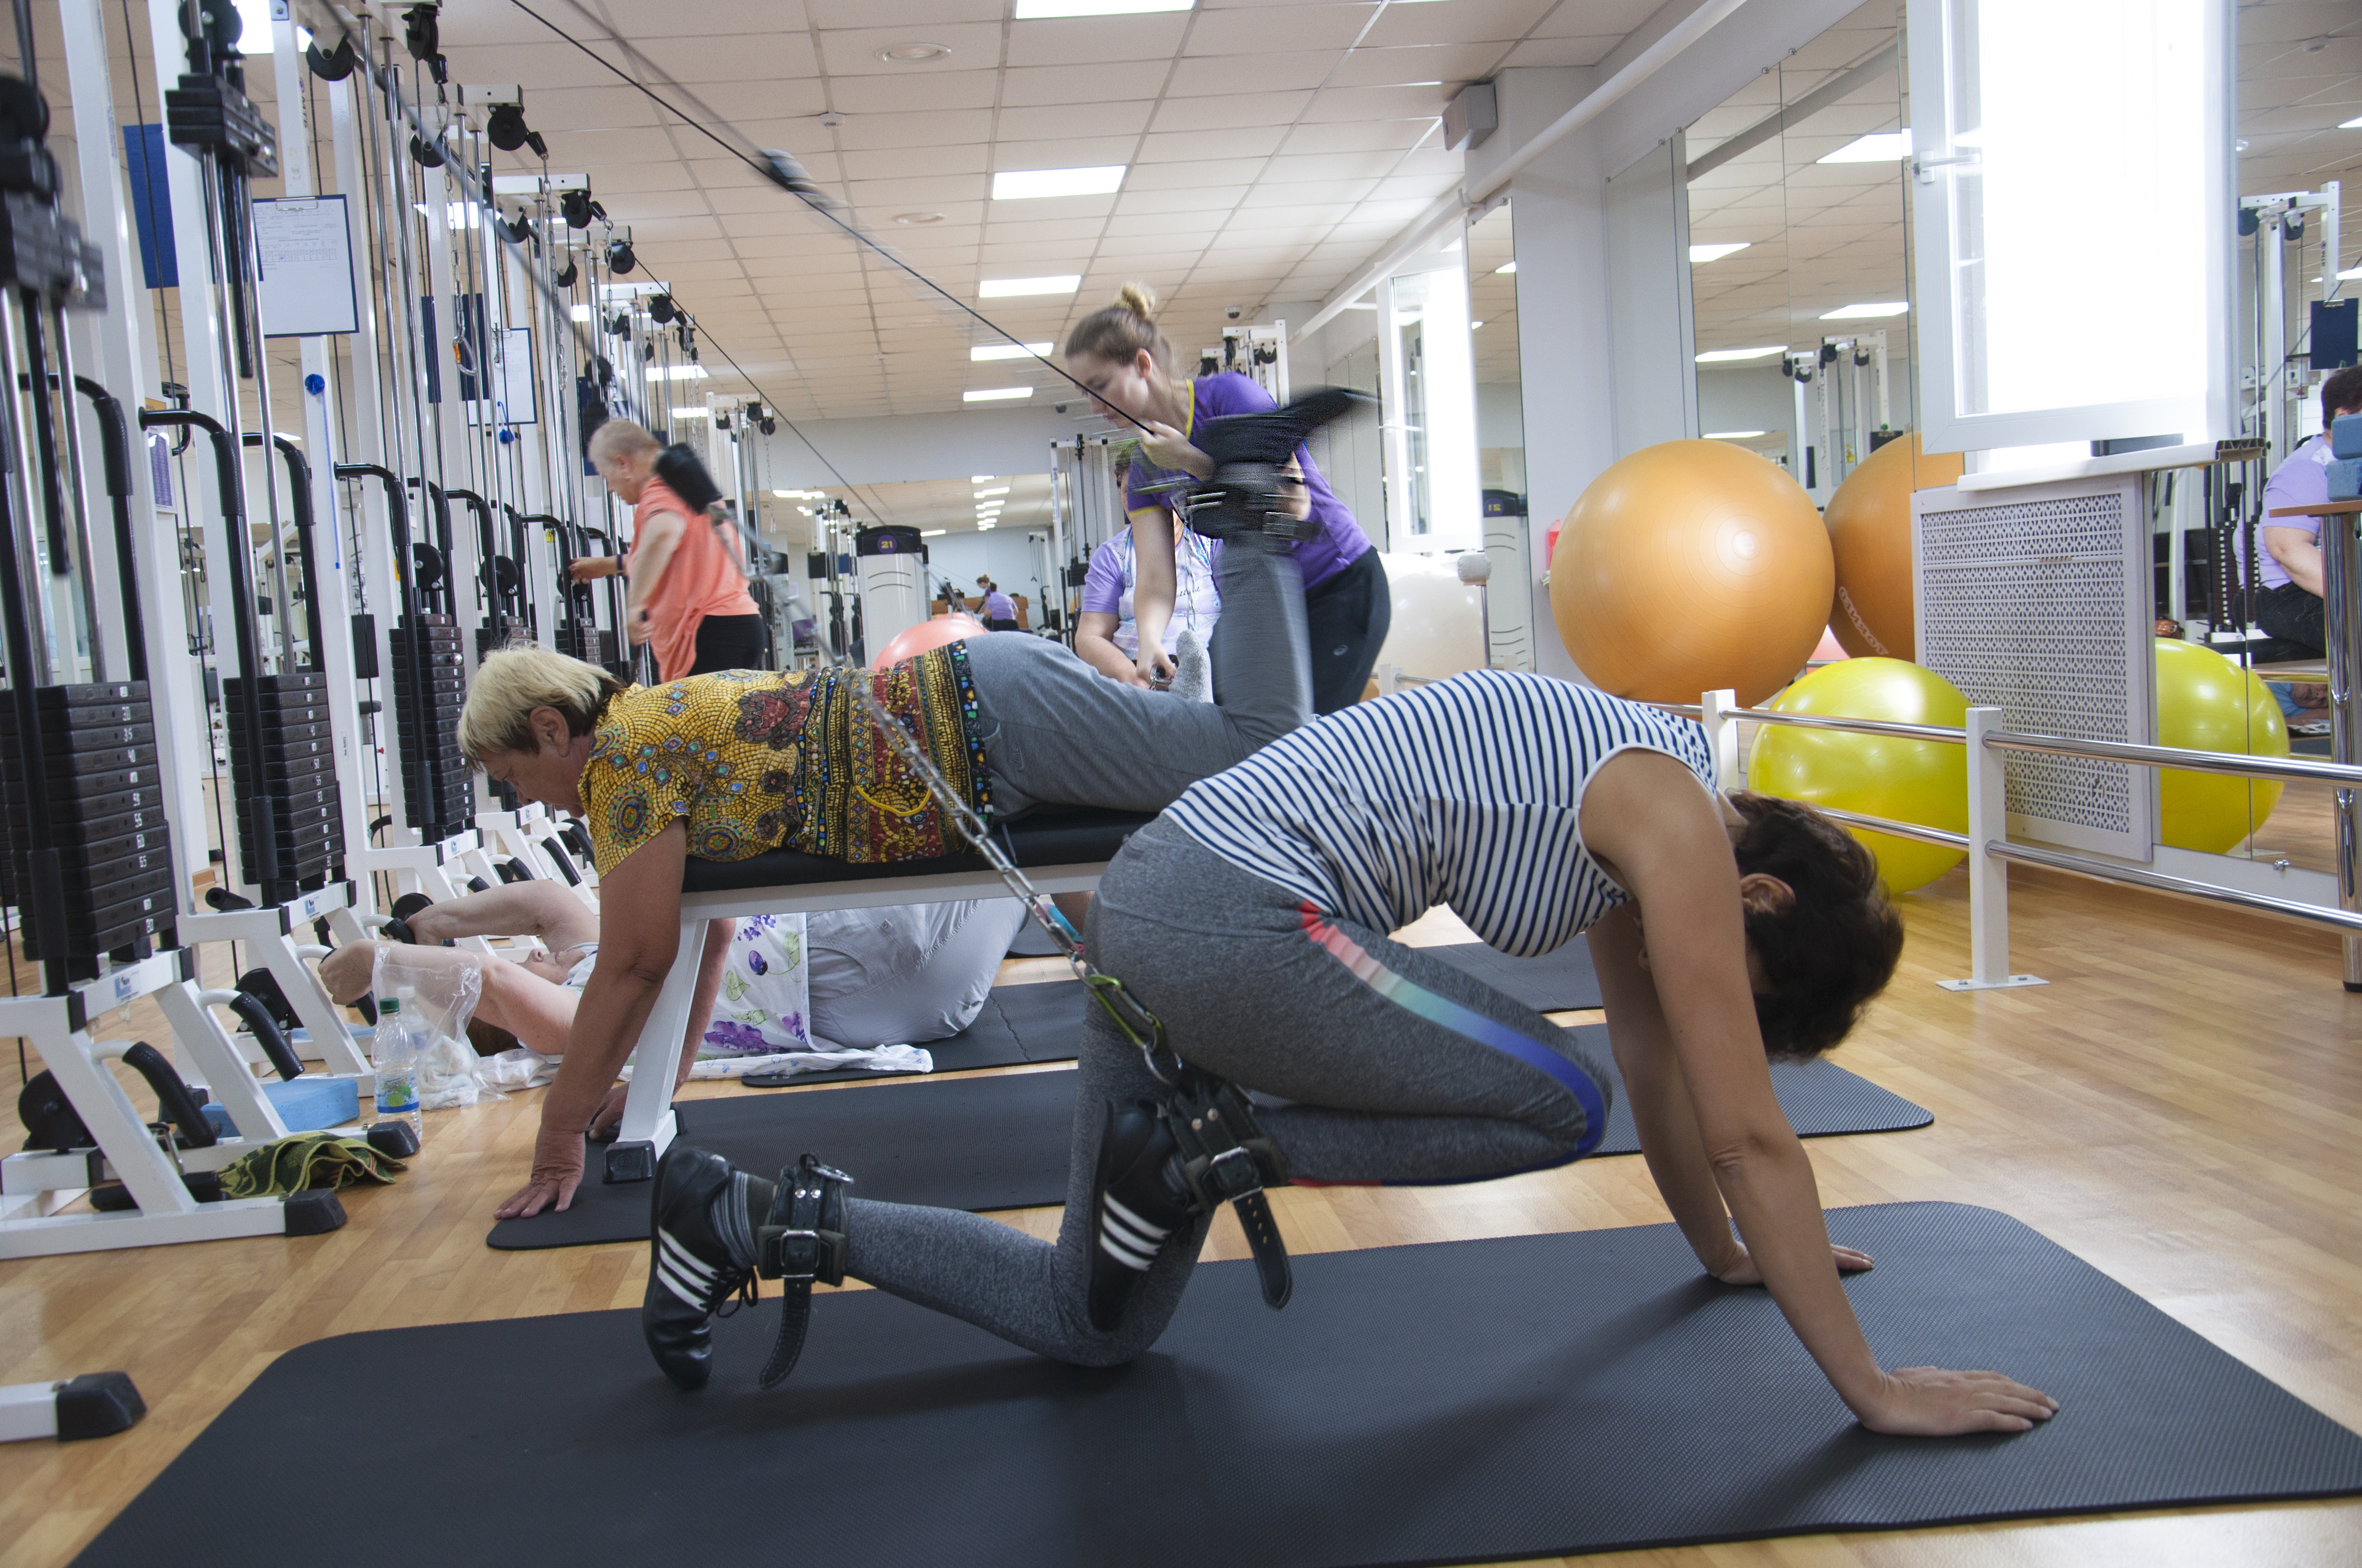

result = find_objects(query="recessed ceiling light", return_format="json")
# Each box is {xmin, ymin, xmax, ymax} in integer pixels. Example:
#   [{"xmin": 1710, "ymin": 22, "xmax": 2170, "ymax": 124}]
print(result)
[
  {"xmin": 646, "ymin": 364, "xmax": 709, "ymax": 380},
  {"xmin": 1689, "ymin": 241, "xmax": 1750, "ymax": 264},
  {"xmin": 1493, "ymin": 261, "xmax": 1516, "ymax": 274},
  {"xmin": 670, "ymin": 406, "xmax": 710, "ymax": 418},
  {"xmin": 1471, "ymin": 320, "xmax": 1485, "ymax": 329},
  {"xmin": 2343, "ymin": 114, "xmax": 2362, "ymax": 130},
  {"xmin": 965, "ymin": 387, "xmax": 1032, "ymax": 401},
  {"xmin": 1016, "ymin": 0, "xmax": 1189, "ymax": 16},
  {"xmin": 971, "ymin": 342, "xmax": 1053, "ymax": 361},
  {"xmin": 1695, "ymin": 345, "xmax": 1787, "ymax": 363},
  {"xmin": 1705, "ymin": 430, "xmax": 1769, "ymax": 439},
  {"xmin": 1821, "ymin": 301, "xmax": 1910, "ymax": 319},
  {"xmin": 976, "ymin": 485, "xmax": 1011, "ymax": 496},
  {"xmin": 922, "ymin": 528, "xmax": 949, "ymax": 537},
  {"xmin": 980, "ymin": 275, "xmax": 1081, "ymax": 298},
  {"xmin": 877, "ymin": 42, "xmax": 951, "ymax": 64},
  {"xmin": 774, "ymin": 489, "xmax": 797, "ymax": 498},
  {"xmin": 895, "ymin": 211, "xmax": 946, "ymax": 226},
  {"xmin": 1819, "ymin": 129, "xmax": 1911, "ymax": 164},
  {"xmin": 977, "ymin": 521, "xmax": 996, "ymax": 531},
  {"xmin": 971, "ymin": 474, "xmax": 996, "ymax": 482},
  {"xmin": 992, "ymin": 165, "xmax": 1126, "ymax": 201}
]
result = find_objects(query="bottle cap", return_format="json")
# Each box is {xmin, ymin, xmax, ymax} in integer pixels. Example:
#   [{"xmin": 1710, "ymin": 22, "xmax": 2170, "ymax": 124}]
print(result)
[{"xmin": 379, "ymin": 996, "xmax": 400, "ymax": 1012}]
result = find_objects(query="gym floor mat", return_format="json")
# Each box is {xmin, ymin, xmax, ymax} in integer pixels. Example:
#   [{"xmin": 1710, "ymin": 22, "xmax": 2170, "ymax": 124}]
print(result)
[
  {"xmin": 1426, "ymin": 938, "xmax": 1603, "ymax": 1012},
  {"xmin": 486, "ymin": 1069, "xmax": 1078, "ymax": 1250},
  {"xmin": 485, "ymin": 1030, "xmax": 1927, "ymax": 1250},
  {"xmin": 745, "ymin": 978, "xmax": 1085, "ymax": 1086},
  {"xmin": 93, "ymin": 1203, "xmax": 2362, "ymax": 1566}
]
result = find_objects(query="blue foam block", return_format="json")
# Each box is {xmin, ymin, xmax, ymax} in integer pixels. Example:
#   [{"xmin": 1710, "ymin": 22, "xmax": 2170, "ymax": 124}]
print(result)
[
  {"xmin": 2331, "ymin": 412, "xmax": 2362, "ymax": 461},
  {"xmin": 200, "ymin": 1076, "xmax": 361, "ymax": 1138},
  {"xmin": 2329, "ymin": 459, "xmax": 2362, "ymax": 503}
]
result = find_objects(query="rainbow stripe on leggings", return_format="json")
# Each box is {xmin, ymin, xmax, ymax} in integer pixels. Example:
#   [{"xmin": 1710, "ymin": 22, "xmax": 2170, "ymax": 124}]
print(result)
[{"xmin": 1297, "ymin": 903, "xmax": 1609, "ymax": 1180}]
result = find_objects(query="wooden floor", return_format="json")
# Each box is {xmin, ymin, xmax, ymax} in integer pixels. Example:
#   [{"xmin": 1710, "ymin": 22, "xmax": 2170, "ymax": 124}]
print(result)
[{"xmin": 5, "ymin": 863, "xmax": 2362, "ymax": 1567}]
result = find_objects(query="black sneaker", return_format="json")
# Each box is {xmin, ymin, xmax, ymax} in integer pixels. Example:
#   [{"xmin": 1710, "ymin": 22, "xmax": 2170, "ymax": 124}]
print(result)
[
  {"xmin": 1087, "ymin": 1100, "xmax": 1198, "ymax": 1332},
  {"xmin": 643, "ymin": 1144, "xmax": 756, "ymax": 1391}
]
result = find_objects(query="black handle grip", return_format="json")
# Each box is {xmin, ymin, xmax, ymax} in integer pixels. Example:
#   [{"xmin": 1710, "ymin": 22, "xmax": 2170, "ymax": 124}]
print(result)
[
  {"xmin": 225, "ymin": 991, "xmax": 305, "ymax": 1083},
  {"xmin": 120, "ymin": 1041, "xmax": 220, "ymax": 1148}
]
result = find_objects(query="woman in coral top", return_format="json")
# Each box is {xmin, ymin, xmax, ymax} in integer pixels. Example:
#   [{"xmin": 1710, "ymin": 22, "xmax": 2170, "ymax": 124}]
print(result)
[{"xmin": 572, "ymin": 417, "xmax": 764, "ymax": 678}]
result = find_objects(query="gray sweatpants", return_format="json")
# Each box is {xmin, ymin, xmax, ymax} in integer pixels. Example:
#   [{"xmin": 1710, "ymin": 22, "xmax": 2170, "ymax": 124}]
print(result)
[
  {"xmin": 961, "ymin": 532, "xmax": 1310, "ymax": 816},
  {"xmin": 841, "ymin": 820, "xmax": 1614, "ymax": 1366}
]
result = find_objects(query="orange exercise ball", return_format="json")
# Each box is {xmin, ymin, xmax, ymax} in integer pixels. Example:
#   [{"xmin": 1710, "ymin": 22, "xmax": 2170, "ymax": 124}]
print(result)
[
  {"xmin": 1823, "ymin": 433, "xmax": 1964, "ymax": 660},
  {"xmin": 1549, "ymin": 439, "xmax": 1832, "ymax": 706},
  {"xmin": 873, "ymin": 613, "xmax": 986, "ymax": 670}
]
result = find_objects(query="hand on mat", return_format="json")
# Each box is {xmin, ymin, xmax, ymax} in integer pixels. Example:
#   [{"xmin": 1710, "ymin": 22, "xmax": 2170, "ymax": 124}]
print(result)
[
  {"xmin": 492, "ymin": 1122, "xmax": 588, "ymax": 1218},
  {"xmin": 1857, "ymin": 1366, "xmax": 2060, "ymax": 1437},
  {"xmin": 1711, "ymin": 1242, "xmax": 1873, "ymax": 1286}
]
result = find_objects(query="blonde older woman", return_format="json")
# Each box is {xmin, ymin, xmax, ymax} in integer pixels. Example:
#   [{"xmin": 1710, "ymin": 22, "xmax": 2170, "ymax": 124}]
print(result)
[{"xmin": 461, "ymin": 527, "xmax": 1310, "ymax": 1219}]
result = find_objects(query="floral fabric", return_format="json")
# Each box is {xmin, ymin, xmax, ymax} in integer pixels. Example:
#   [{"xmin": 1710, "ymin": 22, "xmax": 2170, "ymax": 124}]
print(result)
[{"xmin": 578, "ymin": 643, "xmax": 988, "ymax": 877}]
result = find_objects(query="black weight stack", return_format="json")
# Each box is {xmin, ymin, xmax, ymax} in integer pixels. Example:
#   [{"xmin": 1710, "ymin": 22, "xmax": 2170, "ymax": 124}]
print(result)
[
  {"xmin": 388, "ymin": 613, "xmax": 471, "ymax": 839},
  {"xmin": 0, "ymin": 681, "xmax": 178, "ymax": 963},
  {"xmin": 220, "ymin": 669, "xmax": 345, "ymax": 899}
]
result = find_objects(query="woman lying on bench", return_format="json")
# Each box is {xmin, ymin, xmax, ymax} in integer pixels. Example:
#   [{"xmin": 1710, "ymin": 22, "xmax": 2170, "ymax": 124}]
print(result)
[
  {"xmin": 642, "ymin": 671, "xmax": 2059, "ymax": 1439},
  {"xmin": 317, "ymin": 881, "xmax": 1029, "ymax": 1090},
  {"xmin": 461, "ymin": 527, "xmax": 1312, "ymax": 1219}
]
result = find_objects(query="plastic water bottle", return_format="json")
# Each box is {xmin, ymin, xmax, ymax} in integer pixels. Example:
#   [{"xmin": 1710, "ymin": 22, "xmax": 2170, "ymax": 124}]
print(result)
[{"xmin": 373, "ymin": 990, "xmax": 423, "ymax": 1139}]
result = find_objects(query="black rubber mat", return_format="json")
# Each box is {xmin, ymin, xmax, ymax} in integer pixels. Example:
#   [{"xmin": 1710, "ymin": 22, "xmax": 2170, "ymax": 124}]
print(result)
[
  {"xmin": 90, "ymin": 1203, "xmax": 2362, "ymax": 1566},
  {"xmin": 487, "ymin": 1069, "xmax": 1078, "ymax": 1251},
  {"xmin": 1426, "ymin": 938, "xmax": 1604, "ymax": 1011},
  {"xmin": 486, "ymin": 1030, "xmax": 1927, "ymax": 1250},
  {"xmin": 745, "ymin": 979, "xmax": 1084, "ymax": 1086}
]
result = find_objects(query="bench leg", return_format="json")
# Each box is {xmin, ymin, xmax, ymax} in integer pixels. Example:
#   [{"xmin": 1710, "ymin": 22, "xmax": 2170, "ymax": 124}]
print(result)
[{"xmin": 603, "ymin": 917, "xmax": 705, "ymax": 1182}]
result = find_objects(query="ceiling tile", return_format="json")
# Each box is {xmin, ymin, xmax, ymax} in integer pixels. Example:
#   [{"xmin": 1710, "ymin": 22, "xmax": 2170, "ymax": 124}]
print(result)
[
  {"xmin": 1327, "ymin": 41, "xmax": 1511, "ymax": 88},
  {"xmin": 1498, "ymin": 35, "xmax": 1619, "ymax": 68},
  {"xmin": 633, "ymin": 32, "xmax": 821, "ymax": 82},
  {"xmin": 1301, "ymin": 84, "xmax": 1452, "ymax": 122},
  {"xmin": 1000, "ymin": 61, "xmax": 1175, "ymax": 106},
  {"xmin": 1184, "ymin": 4, "xmax": 1377, "ymax": 55},
  {"xmin": 815, "ymin": 24, "xmax": 1006, "ymax": 77},
  {"xmin": 1136, "ymin": 126, "xmax": 1293, "ymax": 162},
  {"xmin": 1166, "ymin": 51, "xmax": 1337, "ymax": 96},
  {"xmin": 1125, "ymin": 158, "xmax": 1276, "ymax": 191},
  {"xmin": 841, "ymin": 143, "xmax": 993, "ymax": 181},
  {"xmin": 997, "ymin": 102, "xmax": 1157, "ymax": 140},
  {"xmin": 1006, "ymin": 15, "xmax": 1195, "ymax": 67},
  {"xmin": 834, "ymin": 110, "xmax": 998, "ymax": 150},
  {"xmin": 989, "ymin": 135, "xmax": 1146, "ymax": 171},
  {"xmin": 1361, "ymin": 0, "xmax": 1554, "ymax": 47},
  {"xmin": 1150, "ymin": 91, "xmax": 1317, "ymax": 132},
  {"xmin": 831, "ymin": 70, "xmax": 1003, "ymax": 113}
]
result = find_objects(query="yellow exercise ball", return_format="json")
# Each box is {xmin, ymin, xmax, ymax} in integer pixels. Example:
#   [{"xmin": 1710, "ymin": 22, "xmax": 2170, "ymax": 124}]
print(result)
[
  {"xmin": 1551, "ymin": 439, "xmax": 1833, "ymax": 706},
  {"xmin": 2155, "ymin": 638, "xmax": 2286, "ymax": 853},
  {"xmin": 1823, "ymin": 433, "xmax": 1964, "ymax": 661},
  {"xmin": 1746, "ymin": 657, "xmax": 1970, "ymax": 894}
]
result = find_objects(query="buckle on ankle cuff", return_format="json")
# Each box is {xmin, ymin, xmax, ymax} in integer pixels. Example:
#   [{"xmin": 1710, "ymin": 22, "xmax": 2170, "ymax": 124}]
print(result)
[{"xmin": 757, "ymin": 1224, "xmax": 846, "ymax": 1285}]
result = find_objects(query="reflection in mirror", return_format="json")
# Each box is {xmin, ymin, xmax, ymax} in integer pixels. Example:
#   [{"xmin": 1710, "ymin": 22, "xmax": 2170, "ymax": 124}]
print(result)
[
  {"xmin": 1684, "ymin": 0, "xmax": 1914, "ymax": 507},
  {"xmin": 1468, "ymin": 201, "xmax": 1532, "ymax": 669}
]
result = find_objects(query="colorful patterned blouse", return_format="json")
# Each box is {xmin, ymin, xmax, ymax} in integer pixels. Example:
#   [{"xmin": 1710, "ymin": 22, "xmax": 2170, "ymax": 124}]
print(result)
[{"xmin": 577, "ymin": 646, "xmax": 989, "ymax": 877}]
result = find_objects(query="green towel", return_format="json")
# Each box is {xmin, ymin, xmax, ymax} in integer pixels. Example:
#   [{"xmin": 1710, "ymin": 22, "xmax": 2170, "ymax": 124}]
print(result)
[{"xmin": 217, "ymin": 1132, "xmax": 407, "ymax": 1198}]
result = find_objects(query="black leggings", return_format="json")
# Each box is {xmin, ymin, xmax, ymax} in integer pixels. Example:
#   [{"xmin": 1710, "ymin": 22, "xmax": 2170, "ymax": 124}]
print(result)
[
  {"xmin": 1302, "ymin": 548, "xmax": 1390, "ymax": 714},
  {"xmin": 2254, "ymin": 583, "xmax": 2324, "ymax": 656},
  {"xmin": 686, "ymin": 613, "xmax": 768, "ymax": 675}
]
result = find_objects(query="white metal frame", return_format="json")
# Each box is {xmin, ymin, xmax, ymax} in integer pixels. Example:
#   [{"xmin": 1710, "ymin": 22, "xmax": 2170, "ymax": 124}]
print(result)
[{"xmin": 601, "ymin": 863, "xmax": 1109, "ymax": 1180}]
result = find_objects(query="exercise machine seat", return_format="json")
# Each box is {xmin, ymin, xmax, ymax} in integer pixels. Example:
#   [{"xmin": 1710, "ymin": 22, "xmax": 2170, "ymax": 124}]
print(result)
[{"xmin": 678, "ymin": 805, "xmax": 1156, "ymax": 893}]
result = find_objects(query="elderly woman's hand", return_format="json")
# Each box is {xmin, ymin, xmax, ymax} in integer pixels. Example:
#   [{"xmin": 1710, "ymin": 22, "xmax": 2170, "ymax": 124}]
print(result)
[
  {"xmin": 492, "ymin": 1120, "xmax": 588, "ymax": 1217},
  {"xmin": 1139, "ymin": 421, "xmax": 1213, "ymax": 480}
]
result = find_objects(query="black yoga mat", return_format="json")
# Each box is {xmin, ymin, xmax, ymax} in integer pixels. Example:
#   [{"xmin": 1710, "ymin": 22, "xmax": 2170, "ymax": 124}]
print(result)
[
  {"xmin": 90, "ymin": 1203, "xmax": 2362, "ymax": 1566},
  {"xmin": 487, "ymin": 1069, "xmax": 1078, "ymax": 1251},
  {"xmin": 487, "ymin": 1030, "xmax": 1927, "ymax": 1250},
  {"xmin": 745, "ymin": 978, "xmax": 1084, "ymax": 1086},
  {"xmin": 1426, "ymin": 937, "xmax": 1604, "ymax": 1012}
]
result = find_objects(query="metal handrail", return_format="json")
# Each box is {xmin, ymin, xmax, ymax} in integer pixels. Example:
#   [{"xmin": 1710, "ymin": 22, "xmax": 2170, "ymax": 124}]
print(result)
[
  {"xmin": 1985, "ymin": 729, "xmax": 2362, "ymax": 788},
  {"xmin": 1991, "ymin": 839, "xmax": 2362, "ymax": 935},
  {"xmin": 1814, "ymin": 803, "xmax": 1970, "ymax": 851},
  {"xmin": 1743, "ymin": 709, "xmax": 1967, "ymax": 743}
]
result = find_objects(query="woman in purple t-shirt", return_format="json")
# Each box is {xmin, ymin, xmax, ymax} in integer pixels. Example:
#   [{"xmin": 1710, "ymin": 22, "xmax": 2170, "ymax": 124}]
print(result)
[{"xmin": 1063, "ymin": 283, "xmax": 1388, "ymax": 714}]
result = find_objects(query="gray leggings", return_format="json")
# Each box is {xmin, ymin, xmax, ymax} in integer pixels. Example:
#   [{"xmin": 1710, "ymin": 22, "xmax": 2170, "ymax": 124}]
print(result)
[
  {"xmin": 961, "ymin": 533, "xmax": 1310, "ymax": 817},
  {"xmin": 842, "ymin": 820, "xmax": 1614, "ymax": 1366}
]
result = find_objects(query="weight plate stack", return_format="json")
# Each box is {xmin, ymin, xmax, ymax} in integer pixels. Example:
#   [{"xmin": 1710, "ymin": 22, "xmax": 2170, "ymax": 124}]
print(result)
[
  {"xmin": 0, "ymin": 682, "xmax": 180, "ymax": 958},
  {"xmin": 389, "ymin": 615, "xmax": 473, "ymax": 838},
  {"xmin": 222, "ymin": 672, "xmax": 348, "ymax": 900}
]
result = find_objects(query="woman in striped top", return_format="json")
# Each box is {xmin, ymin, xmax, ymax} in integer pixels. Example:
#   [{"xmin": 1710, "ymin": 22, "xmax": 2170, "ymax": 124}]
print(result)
[{"xmin": 645, "ymin": 672, "xmax": 2057, "ymax": 1437}]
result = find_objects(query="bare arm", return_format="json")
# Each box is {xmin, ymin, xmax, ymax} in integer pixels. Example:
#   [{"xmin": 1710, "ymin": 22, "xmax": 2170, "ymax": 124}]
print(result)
[
  {"xmin": 1582, "ymin": 752, "xmax": 2054, "ymax": 1436},
  {"xmin": 1126, "ymin": 506, "xmax": 1179, "ymax": 684},
  {"xmin": 624, "ymin": 509, "xmax": 689, "ymax": 621},
  {"xmin": 2264, "ymin": 526, "xmax": 2325, "ymax": 597},
  {"xmin": 1074, "ymin": 610, "xmax": 1144, "ymax": 684},
  {"xmin": 494, "ymin": 821, "xmax": 687, "ymax": 1217}
]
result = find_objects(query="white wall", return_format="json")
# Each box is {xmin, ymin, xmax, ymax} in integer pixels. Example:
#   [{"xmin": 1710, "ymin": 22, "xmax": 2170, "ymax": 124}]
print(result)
[
  {"xmin": 924, "ymin": 530, "xmax": 1052, "ymax": 616},
  {"xmin": 752, "ymin": 407, "xmax": 1087, "ymax": 489}
]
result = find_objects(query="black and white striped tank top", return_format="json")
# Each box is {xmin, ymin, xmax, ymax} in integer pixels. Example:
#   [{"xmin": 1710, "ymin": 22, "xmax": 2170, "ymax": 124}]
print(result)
[{"xmin": 1160, "ymin": 671, "xmax": 1718, "ymax": 955}]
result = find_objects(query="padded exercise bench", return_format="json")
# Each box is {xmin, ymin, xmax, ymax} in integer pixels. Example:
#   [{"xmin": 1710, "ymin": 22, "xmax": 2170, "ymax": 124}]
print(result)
[{"xmin": 601, "ymin": 805, "xmax": 1154, "ymax": 1181}]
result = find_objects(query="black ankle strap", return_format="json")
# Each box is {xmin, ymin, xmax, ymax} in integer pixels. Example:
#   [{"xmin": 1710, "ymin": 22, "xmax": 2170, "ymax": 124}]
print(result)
[
  {"xmin": 756, "ymin": 1155, "xmax": 852, "ymax": 1391},
  {"xmin": 1164, "ymin": 1073, "xmax": 1293, "ymax": 1312}
]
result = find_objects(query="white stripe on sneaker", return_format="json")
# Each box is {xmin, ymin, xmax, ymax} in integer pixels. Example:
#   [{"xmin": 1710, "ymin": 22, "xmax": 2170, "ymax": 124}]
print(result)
[
  {"xmin": 1104, "ymin": 1194, "xmax": 1170, "ymax": 1244},
  {"xmin": 1098, "ymin": 1231, "xmax": 1159, "ymax": 1271}
]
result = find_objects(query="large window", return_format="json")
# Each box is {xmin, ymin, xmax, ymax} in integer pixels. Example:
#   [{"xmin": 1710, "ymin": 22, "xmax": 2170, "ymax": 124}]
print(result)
[{"xmin": 1908, "ymin": 0, "xmax": 2234, "ymax": 451}]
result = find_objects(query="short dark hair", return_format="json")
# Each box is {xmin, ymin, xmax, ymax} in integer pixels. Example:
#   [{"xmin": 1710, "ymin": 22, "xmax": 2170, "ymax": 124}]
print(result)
[
  {"xmin": 1727, "ymin": 792, "xmax": 1904, "ymax": 1060},
  {"xmin": 2324, "ymin": 365, "xmax": 2362, "ymax": 423}
]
